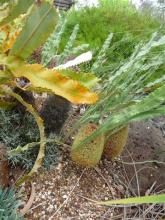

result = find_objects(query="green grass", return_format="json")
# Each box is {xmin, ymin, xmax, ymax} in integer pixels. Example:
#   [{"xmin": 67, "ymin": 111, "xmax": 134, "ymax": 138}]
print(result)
[{"xmin": 61, "ymin": 0, "xmax": 161, "ymax": 63}]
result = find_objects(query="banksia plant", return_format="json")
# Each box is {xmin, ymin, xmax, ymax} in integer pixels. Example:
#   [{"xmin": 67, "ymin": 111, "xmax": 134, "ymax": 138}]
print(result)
[
  {"xmin": 41, "ymin": 14, "xmax": 89, "ymax": 67},
  {"xmin": 71, "ymin": 32, "xmax": 165, "ymax": 166},
  {"xmin": 71, "ymin": 123, "xmax": 104, "ymax": 167},
  {"xmin": 90, "ymin": 32, "xmax": 113, "ymax": 75},
  {"xmin": 0, "ymin": 0, "xmax": 98, "ymax": 186},
  {"xmin": 103, "ymin": 126, "xmax": 129, "ymax": 160}
]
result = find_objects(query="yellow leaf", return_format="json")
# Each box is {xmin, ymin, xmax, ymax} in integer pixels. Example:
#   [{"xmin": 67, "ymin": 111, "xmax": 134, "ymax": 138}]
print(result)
[
  {"xmin": 0, "ymin": 24, "xmax": 20, "ymax": 52},
  {"xmin": 9, "ymin": 61, "xmax": 99, "ymax": 104},
  {"xmin": 3, "ymin": 30, "xmax": 20, "ymax": 52}
]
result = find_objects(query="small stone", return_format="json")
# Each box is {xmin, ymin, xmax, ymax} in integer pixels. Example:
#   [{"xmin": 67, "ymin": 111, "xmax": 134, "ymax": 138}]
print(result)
[
  {"xmin": 117, "ymin": 185, "xmax": 124, "ymax": 192},
  {"xmin": 49, "ymin": 204, "xmax": 54, "ymax": 210},
  {"xmin": 41, "ymin": 211, "xmax": 45, "ymax": 215},
  {"xmin": 63, "ymin": 195, "xmax": 68, "ymax": 199}
]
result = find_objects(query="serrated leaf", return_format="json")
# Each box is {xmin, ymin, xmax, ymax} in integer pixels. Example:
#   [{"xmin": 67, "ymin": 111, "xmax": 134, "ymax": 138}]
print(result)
[
  {"xmin": 97, "ymin": 194, "xmax": 165, "ymax": 205},
  {"xmin": 0, "ymin": 0, "xmax": 10, "ymax": 5},
  {"xmin": 8, "ymin": 60, "xmax": 98, "ymax": 104},
  {"xmin": 59, "ymin": 69, "xmax": 99, "ymax": 89},
  {"xmin": 0, "ymin": 70, "xmax": 12, "ymax": 84},
  {"xmin": 0, "ymin": 0, "xmax": 34, "ymax": 26},
  {"xmin": 75, "ymin": 84, "xmax": 165, "ymax": 148},
  {"xmin": 10, "ymin": 2, "xmax": 58, "ymax": 59},
  {"xmin": 3, "ymin": 30, "xmax": 20, "ymax": 52}
]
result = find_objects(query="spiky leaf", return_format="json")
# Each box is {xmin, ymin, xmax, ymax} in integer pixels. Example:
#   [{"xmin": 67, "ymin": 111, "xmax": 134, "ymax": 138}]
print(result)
[
  {"xmin": 8, "ymin": 60, "xmax": 98, "ymax": 104},
  {"xmin": 0, "ymin": 0, "xmax": 34, "ymax": 26},
  {"xmin": 59, "ymin": 69, "xmax": 99, "ymax": 89},
  {"xmin": 0, "ymin": 70, "xmax": 12, "ymax": 84},
  {"xmin": 10, "ymin": 2, "xmax": 58, "ymax": 59}
]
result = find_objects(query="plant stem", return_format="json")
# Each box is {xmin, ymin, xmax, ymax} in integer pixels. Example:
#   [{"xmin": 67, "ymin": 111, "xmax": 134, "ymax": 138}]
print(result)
[{"xmin": 2, "ymin": 88, "xmax": 46, "ymax": 187}]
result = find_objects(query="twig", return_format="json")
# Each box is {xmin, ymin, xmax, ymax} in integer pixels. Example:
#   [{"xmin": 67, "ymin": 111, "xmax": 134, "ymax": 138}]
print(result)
[
  {"xmin": 126, "ymin": 149, "xmax": 140, "ymax": 197},
  {"xmin": 20, "ymin": 182, "xmax": 36, "ymax": 216},
  {"xmin": 145, "ymin": 181, "xmax": 157, "ymax": 196},
  {"xmin": 49, "ymin": 168, "xmax": 86, "ymax": 220},
  {"xmin": 76, "ymin": 194, "xmax": 97, "ymax": 203},
  {"xmin": 94, "ymin": 167, "xmax": 115, "ymax": 199},
  {"xmin": 30, "ymin": 201, "xmax": 47, "ymax": 211},
  {"xmin": 118, "ymin": 159, "xmax": 165, "ymax": 166}
]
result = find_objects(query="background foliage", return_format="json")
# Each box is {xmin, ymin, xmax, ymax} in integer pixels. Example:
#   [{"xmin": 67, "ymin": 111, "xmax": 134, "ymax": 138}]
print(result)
[{"xmin": 61, "ymin": 0, "xmax": 161, "ymax": 65}]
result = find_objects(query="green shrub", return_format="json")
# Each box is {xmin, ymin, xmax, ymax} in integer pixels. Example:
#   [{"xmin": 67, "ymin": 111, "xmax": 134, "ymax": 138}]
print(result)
[
  {"xmin": 65, "ymin": 0, "xmax": 160, "ymax": 47},
  {"xmin": 61, "ymin": 0, "xmax": 161, "ymax": 70},
  {"xmin": 0, "ymin": 110, "xmax": 60, "ymax": 170},
  {"xmin": 0, "ymin": 187, "xmax": 23, "ymax": 220}
]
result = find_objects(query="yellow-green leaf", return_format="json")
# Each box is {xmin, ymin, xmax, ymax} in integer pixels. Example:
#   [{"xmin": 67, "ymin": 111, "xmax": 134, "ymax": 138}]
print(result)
[
  {"xmin": 0, "ymin": 70, "xmax": 13, "ymax": 84},
  {"xmin": 97, "ymin": 194, "xmax": 165, "ymax": 205},
  {"xmin": 0, "ymin": 100, "xmax": 16, "ymax": 109},
  {"xmin": 3, "ymin": 30, "xmax": 20, "ymax": 52},
  {"xmin": 59, "ymin": 69, "xmax": 100, "ymax": 89},
  {"xmin": 0, "ymin": 0, "xmax": 34, "ymax": 26},
  {"xmin": 8, "ymin": 61, "xmax": 98, "ymax": 104},
  {"xmin": 10, "ymin": 2, "xmax": 58, "ymax": 59}
]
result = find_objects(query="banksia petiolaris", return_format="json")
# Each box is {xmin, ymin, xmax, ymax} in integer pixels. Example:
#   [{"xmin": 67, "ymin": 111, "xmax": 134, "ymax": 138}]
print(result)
[
  {"xmin": 71, "ymin": 123, "xmax": 105, "ymax": 167},
  {"xmin": 103, "ymin": 126, "xmax": 129, "ymax": 160}
]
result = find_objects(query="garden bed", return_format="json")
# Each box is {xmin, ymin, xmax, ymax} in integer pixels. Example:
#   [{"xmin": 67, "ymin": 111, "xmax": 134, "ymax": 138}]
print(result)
[
  {"xmin": 11, "ymin": 115, "xmax": 164, "ymax": 220},
  {"xmin": 0, "ymin": 1, "xmax": 165, "ymax": 219}
]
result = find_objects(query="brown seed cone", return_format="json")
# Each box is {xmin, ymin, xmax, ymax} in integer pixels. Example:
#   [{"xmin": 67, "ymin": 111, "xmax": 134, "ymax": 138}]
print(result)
[
  {"xmin": 0, "ymin": 143, "xmax": 9, "ymax": 188},
  {"xmin": 71, "ymin": 123, "xmax": 105, "ymax": 167},
  {"xmin": 103, "ymin": 126, "xmax": 129, "ymax": 160}
]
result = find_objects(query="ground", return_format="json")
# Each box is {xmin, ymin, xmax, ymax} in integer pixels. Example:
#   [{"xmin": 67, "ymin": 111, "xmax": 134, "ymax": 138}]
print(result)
[{"xmin": 14, "ymin": 116, "xmax": 165, "ymax": 220}]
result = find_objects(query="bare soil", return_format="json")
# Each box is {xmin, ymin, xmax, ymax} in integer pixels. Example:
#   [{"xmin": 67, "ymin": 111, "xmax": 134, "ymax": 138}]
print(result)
[{"xmin": 122, "ymin": 119, "xmax": 165, "ymax": 195}]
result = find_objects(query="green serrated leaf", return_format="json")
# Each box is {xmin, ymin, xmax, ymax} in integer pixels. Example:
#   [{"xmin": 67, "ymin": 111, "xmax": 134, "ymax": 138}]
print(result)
[
  {"xmin": 97, "ymin": 194, "xmax": 165, "ymax": 205},
  {"xmin": 75, "ymin": 84, "xmax": 165, "ymax": 149},
  {"xmin": 0, "ymin": 0, "xmax": 34, "ymax": 26},
  {"xmin": 0, "ymin": 0, "xmax": 10, "ymax": 5},
  {"xmin": 59, "ymin": 69, "xmax": 99, "ymax": 89},
  {"xmin": 0, "ymin": 70, "xmax": 13, "ymax": 84},
  {"xmin": 10, "ymin": 2, "xmax": 58, "ymax": 59}
]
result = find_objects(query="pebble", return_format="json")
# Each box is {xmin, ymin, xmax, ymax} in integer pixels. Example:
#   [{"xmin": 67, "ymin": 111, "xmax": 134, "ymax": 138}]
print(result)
[
  {"xmin": 117, "ymin": 185, "xmax": 124, "ymax": 192},
  {"xmin": 48, "ymin": 204, "xmax": 54, "ymax": 210},
  {"xmin": 63, "ymin": 195, "xmax": 68, "ymax": 199}
]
